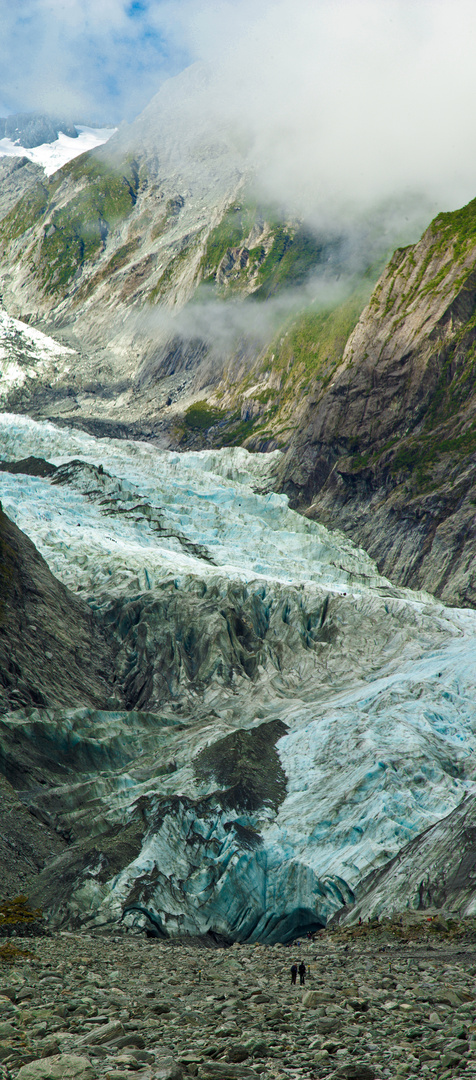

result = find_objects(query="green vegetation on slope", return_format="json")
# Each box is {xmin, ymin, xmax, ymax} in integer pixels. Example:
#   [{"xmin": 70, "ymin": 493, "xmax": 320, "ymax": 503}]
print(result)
[
  {"xmin": 0, "ymin": 183, "xmax": 50, "ymax": 242},
  {"xmin": 232, "ymin": 285, "xmax": 373, "ymax": 447},
  {"xmin": 0, "ymin": 155, "xmax": 141, "ymax": 296},
  {"xmin": 201, "ymin": 204, "xmax": 258, "ymax": 279},
  {"xmin": 200, "ymin": 202, "xmax": 335, "ymax": 299},
  {"xmin": 177, "ymin": 285, "xmax": 373, "ymax": 451},
  {"xmin": 431, "ymin": 195, "xmax": 476, "ymax": 259},
  {"xmin": 184, "ymin": 401, "xmax": 228, "ymax": 430},
  {"xmin": 336, "ymin": 198, "xmax": 476, "ymax": 491},
  {"xmin": 253, "ymin": 225, "xmax": 328, "ymax": 300}
]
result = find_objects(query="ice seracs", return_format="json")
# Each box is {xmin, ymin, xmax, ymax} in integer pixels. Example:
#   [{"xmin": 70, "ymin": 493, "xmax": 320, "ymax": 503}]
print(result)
[
  {"xmin": 2, "ymin": 410, "xmax": 476, "ymax": 938},
  {"xmin": 0, "ymin": 311, "xmax": 75, "ymax": 398}
]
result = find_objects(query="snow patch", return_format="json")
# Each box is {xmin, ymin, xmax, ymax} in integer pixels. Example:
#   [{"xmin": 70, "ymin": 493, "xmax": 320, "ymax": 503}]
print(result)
[{"xmin": 0, "ymin": 125, "xmax": 116, "ymax": 176}]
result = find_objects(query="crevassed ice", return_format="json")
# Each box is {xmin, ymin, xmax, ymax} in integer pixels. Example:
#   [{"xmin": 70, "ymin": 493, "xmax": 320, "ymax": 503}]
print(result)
[
  {"xmin": 3, "ymin": 409, "xmax": 476, "ymax": 930},
  {"xmin": 0, "ymin": 411, "xmax": 383, "ymax": 595}
]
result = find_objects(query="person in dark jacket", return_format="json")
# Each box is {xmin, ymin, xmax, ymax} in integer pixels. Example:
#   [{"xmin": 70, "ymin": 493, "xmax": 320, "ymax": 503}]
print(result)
[
  {"xmin": 291, "ymin": 963, "xmax": 298, "ymax": 985},
  {"xmin": 298, "ymin": 961, "xmax": 306, "ymax": 986}
]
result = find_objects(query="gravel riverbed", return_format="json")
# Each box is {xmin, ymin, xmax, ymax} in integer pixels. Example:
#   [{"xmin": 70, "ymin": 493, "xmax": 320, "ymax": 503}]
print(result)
[{"xmin": 0, "ymin": 931, "xmax": 476, "ymax": 1080}]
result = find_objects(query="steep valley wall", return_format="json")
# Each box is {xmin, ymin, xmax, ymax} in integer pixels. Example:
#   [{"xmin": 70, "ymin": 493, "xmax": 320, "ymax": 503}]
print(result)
[{"xmin": 278, "ymin": 200, "xmax": 476, "ymax": 608}]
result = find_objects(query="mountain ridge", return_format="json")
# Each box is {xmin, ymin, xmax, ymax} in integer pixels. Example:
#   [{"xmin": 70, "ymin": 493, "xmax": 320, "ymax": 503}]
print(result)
[
  {"xmin": 2, "ymin": 79, "xmax": 476, "ymax": 929},
  {"xmin": 278, "ymin": 201, "xmax": 476, "ymax": 606}
]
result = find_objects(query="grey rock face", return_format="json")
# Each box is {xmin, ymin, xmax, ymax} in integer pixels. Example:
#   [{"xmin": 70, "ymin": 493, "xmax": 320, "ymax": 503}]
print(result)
[
  {"xmin": 0, "ymin": 503, "xmax": 115, "ymax": 714},
  {"xmin": 0, "ymin": 113, "xmax": 78, "ymax": 148},
  {"xmin": 344, "ymin": 792, "xmax": 476, "ymax": 922},
  {"xmin": 279, "ymin": 214, "xmax": 476, "ymax": 608},
  {"xmin": 16, "ymin": 1055, "xmax": 95, "ymax": 1080}
]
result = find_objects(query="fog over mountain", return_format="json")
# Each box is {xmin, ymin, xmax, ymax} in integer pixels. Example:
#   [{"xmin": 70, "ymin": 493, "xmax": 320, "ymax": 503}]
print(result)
[
  {"xmin": 3, "ymin": 1, "xmax": 476, "ymax": 218},
  {"xmin": 171, "ymin": 0, "xmax": 476, "ymax": 222},
  {"xmin": 2, "ymin": 0, "xmax": 476, "ymax": 956}
]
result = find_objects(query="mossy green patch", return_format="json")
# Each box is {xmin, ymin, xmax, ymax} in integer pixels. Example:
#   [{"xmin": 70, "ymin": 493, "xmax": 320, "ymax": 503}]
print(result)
[
  {"xmin": 0, "ymin": 895, "xmax": 42, "ymax": 927},
  {"xmin": 0, "ymin": 183, "xmax": 49, "ymax": 243},
  {"xmin": 389, "ymin": 420, "xmax": 476, "ymax": 486},
  {"xmin": 200, "ymin": 201, "xmax": 335, "ymax": 300},
  {"xmin": 200, "ymin": 203, "xmax": 258, "ymax": 282},
  {"xmin": 221, "ymin": 416, "xmax": 257, "ymax": 446},
  {"xmin": 39, "ymin": 162, "xmax": 138, "ymax": 294},
  {"xmin": 230, "ymin": 286, "xmax": 372, "ymax": 446},
  {"xmin": 385, "ymin": 196, "xmax": 476, "ymax": 319},
  {"xmin": 184, "ymin": 401, "xmax": 228, "ymax": 431},
  {"xmin": 276, "ymin": 288, "xmax": 370, "ymax": 377},
  {"xmin": 0, "ymin": 941, "xmax": 34, "ymax": 963},
  {"xmin": 252, "ymin": 225, "xmax": 328, "ymax": 300},
  {"xmin": 431, "ymin": 195, "xmax": 476, "ymax": 260}
]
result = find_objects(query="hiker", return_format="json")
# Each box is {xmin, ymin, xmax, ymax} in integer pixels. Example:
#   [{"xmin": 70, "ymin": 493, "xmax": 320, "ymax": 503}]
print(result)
[
  {"xmin": 291, "ymin": 963, "xmax": 297, "ymax": 985},
  {"xmin": 299, "ymin": 961, "xmax": 306, "ymax": 986}
]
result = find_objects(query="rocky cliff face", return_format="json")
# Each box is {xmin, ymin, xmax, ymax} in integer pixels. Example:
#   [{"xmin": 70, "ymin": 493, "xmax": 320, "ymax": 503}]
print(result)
[
  {"xmin": 0, "ymin": 491, "xmax": 115, "ymax": 713},
  {"xmin": 344, "ymin": 793, "xmax": 476, "ymax": 922},
  {"xmin": 278, "ymin": 199, "xmax": 476, "ymax": 607}
]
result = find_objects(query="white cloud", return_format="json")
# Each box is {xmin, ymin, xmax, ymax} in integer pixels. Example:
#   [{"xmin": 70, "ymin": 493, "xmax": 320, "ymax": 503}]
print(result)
[
  {"xmin": 0, "ymin": 0, "xmax": 188, "ymax": 120},
  {"xmin": 169, "ymin": 0, "xmax": 476, "ymax": 216},
  {"xmin": 2, "ymin": 0, "xmax": 476, "ymax": 218}
]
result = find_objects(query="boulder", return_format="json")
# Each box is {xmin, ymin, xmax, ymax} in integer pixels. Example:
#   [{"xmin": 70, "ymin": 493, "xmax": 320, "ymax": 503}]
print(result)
[
  {"xmin": 225, "ymin": 1045, "xmax": 249, "ymax": 1062},
  {"xmin": 303, "ymin": 990, "xmax": 327, "ymax": 1008},
  {"xmin": 198, "ymin": 1065, "xmax": 256, "ymax": 1080},
  {"xmin": 152, "ymin": 1059, "xmax": 183, "ymax": 1080},
  {"xmin": 315, "ymin": 1018, "xmax": 340, "ymax": 1034},
  {"xmin": 0, "ymin": 1021, "xmax": 17, "ymax": 1037},
  {"xmin": 77, "ymin": 1020, "xmax": 123, "ymax": 1046},
  {"xmin": 331, "ymin": 1067, "xmax": 375, "ymax": 1080},
  {"xmin": 17, "ymin": 1054, "xmax": 95, "ymax": 1080}
]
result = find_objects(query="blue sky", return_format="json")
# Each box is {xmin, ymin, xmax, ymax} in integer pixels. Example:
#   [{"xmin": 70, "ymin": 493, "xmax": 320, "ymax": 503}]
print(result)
[{"xmin": 0, "ymin": 0, "xmax": 193, "ymax": 121}]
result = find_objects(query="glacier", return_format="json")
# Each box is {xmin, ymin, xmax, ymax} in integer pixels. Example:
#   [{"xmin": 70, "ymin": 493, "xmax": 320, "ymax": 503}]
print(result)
[
  {"xmin": 0, "ymin": 309, "xmax": 76, "ymax": 399},
  {"xmin": 2, "ymin": 410, "xmax": 476, "ymax": 941}
]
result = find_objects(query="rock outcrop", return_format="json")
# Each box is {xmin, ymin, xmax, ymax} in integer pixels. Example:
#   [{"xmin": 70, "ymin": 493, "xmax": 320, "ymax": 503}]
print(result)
[
  {"xmin": 0, "ymin": 501, "xmax": 115, "ymax": 714},
  {"xmin": 0, "ymin": 112, "xmax": 78, "ymax": 147},
  {"xmin": 279, "ymin": 199, "xmax": 476, "ymax": 606},
  {"xmin": 342, "ymin": 793, "xmax": 476, "ymax": 923}
]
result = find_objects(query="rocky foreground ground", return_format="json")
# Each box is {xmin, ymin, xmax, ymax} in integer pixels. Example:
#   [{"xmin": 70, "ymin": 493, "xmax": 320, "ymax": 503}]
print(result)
[{"xmin": 1, "ymin": 924, "xmax": 476, "ymax": 1080}]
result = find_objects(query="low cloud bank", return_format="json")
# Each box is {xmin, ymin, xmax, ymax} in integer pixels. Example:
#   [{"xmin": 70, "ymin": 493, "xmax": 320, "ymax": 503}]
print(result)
[
  {"xmin": 134, "ymin": 277, "xmax": 351, "ymax": 361},
  {"xmin": 3, "ymin": 2, "xmax": 476, "ymax": 221}
]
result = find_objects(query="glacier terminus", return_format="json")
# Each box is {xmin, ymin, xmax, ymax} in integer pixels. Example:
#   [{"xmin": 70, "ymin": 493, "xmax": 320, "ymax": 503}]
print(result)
[{"xmin": 1, "ymin": 410, "xmax": 476, "ymax": 941}]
